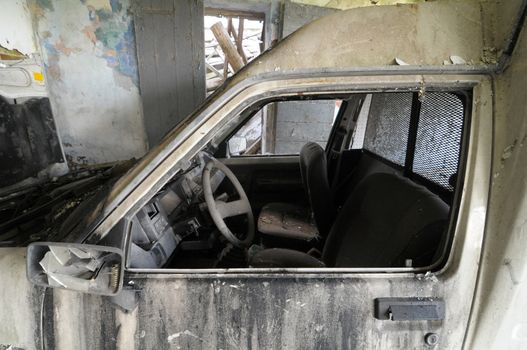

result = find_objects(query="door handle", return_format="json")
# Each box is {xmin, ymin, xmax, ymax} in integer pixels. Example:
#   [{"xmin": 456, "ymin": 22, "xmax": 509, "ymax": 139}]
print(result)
[{"xmin": 374, "ymin": 297, "xmax": 445, "ymax": 321}]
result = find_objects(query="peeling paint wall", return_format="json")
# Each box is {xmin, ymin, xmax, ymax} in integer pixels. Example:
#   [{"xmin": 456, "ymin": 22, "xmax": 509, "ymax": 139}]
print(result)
[{"xmin": 29, "ymin": 0, "xmax": 148, "ymax": 166}]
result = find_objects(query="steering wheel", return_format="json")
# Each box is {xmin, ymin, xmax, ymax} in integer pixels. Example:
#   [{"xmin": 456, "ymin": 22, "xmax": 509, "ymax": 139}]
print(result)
[{"xmin": 202, "ymin": 157, "xmax": 255, "ymax": 247}]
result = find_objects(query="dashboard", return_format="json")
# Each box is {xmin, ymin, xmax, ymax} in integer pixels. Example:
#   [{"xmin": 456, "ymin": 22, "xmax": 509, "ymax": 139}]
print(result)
[{"xmin": 126, "ymin": 152, "xmax": 225, "ymax": 268}]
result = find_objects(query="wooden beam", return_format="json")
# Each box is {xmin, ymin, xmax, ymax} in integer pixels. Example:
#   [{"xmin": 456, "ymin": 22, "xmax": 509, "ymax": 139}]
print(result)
[
  {"xmin": 211, "ymin": 21, "xmax": 245, "ymax": 72},
  {"xmin": 227, "ymin": 17, "xmax": 247, "ymax": 65},
  {"xmin": 223, "ymin": 56, "xmax": 229, "ymax": 78},
  {"xmin": 204, "ymin": 8, "xmax": 265, "ymax": 21},
  {"xmin": 245, "ymin": 137, "xmax": 261, "ymax": 155},
  {"xmin": 226, "ymin": 18, "xmax": 247, "ymax": 64},
  {"xmin": 237, "ymin": 18, "xmax": 247, "ymax": 64},
  {"xmin": 262, "ymin": 103, "xmax": 277, "ymax": 154},
  {"xmin": 206, "ymin": 62, "xmax": 223, "ymax": 78}
]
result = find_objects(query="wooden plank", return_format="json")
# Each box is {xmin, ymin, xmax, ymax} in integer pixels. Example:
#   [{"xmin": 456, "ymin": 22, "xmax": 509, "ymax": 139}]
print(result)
[
  {"xmin": 203, "ymin": 0, "xmax": 268, "ymax": 19},
  {"xmin": 190, "ymin": 0, "xmax": 206, "ymax": 105},
  {"xmin": 260, "ymin": 0, "xmax": 282, "ymax": 153},
  {"xmin": 262, "ymin": 103, "xmax": 277, "ymax": 154},
  {"xmin": 211, "ymin": 21, "xmax": 245, "ymax": 72},
  {"xmin": 204, "ymin": 7, "xmax": 265, "ymax": 20},
  {"xmin": 264, "ymin": 2, "xmax": 338, "ymax": 155},
  {"xmin": 206, "ymin": 62, "xmax": 223, "ymax": 78},
  {"xmin": 237, "ymin": 18, "xmax": 248, "ymax": 64},
  {"xmin": 226, "ymin": 17, "xmax": 247, "ymax": 64}
]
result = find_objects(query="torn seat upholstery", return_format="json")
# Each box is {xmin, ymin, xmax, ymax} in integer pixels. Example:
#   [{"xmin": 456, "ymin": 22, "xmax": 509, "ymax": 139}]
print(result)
[{"xmin": 256, "ymin": 142, "xmax": 337, "ymax": 241}]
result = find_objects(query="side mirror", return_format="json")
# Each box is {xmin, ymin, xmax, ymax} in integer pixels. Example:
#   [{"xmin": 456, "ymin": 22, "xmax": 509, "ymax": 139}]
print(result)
[{"xmin": 27, "ymin": 242, "xmax": 124, "ymax": 295}]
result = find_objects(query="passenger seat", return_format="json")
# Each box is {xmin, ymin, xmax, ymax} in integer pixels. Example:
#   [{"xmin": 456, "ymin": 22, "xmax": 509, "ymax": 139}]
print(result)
[{"xmin": 250, "ymin": 172, "xmax": 450, "ymax": 268}]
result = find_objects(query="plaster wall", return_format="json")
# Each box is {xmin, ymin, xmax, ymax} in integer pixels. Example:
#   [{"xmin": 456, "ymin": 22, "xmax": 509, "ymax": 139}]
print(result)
[{"xmin": 30, "ymin": 0, "xmax": 148, "ymax": 166}]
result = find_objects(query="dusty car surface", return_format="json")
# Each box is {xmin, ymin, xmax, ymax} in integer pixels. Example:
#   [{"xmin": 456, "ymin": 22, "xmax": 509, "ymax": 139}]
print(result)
[{"xmin": 1, "ymin": 1, "xmax": 527, "ymax": 349}]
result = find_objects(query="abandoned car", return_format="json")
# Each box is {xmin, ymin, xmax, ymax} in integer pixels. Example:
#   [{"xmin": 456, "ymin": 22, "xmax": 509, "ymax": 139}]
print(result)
[{"xmin": 1, "ymin": 1, "xmax": 527, "ymax": 349}]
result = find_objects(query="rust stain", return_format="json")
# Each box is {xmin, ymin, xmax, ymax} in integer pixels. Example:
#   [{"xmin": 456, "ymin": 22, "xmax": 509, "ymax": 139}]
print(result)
[{"xmin": 82, "ymin": 26, "xmax": 98, "ymax": 45}]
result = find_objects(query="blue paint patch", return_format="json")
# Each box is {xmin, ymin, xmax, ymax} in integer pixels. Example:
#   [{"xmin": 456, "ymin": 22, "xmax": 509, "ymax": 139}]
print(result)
[
  {"xmin": 42, "ymin": 39, "xmax": 58, "ymax": 56},
  {"xmin": 83, "ymin": 1, "xmax": 139, "ymax": 87},
  {"xmin": 110, "ymin": 0, "xmax": 123, "ymax": 13},
  {"xmin": 115, "ymin": 22, "xmax": 139, "ymax": 85},
  {"xmin": 40, "ymin": 38, "xmax": 61, "ymax": 80}
]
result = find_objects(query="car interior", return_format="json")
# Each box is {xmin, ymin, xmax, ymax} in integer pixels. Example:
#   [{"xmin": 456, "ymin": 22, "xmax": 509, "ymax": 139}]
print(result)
[{"xmin": 123, "ymin": 91, "xmax": 468, "ymax": 270}]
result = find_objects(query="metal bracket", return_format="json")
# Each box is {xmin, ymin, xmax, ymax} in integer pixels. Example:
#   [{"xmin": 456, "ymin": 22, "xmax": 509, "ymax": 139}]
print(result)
[{"xmin": 108, "ymin": 287, "xmax": 138, "ymax": 313}]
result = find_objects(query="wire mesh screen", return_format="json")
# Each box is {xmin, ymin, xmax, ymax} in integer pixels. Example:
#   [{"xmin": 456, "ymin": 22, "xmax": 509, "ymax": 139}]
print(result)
[
  {"xmin": 412, "ymin": 92, "xmax": 464, "ymax": 190},
  {"xmin": 363, "ymin": 93, "xmax": 412, "ymax": 165}
]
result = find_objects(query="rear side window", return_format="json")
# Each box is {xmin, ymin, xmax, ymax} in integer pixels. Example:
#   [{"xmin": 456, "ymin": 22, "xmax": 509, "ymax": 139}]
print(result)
[
  {"xmin": 363, "ymin": 93, "xmax": 412, "ymax": 166},
  {"xmin": 413, "ymin": 92, "xmax": 464, "ymax": 190},
  {"xmin": 361, "ymin": 91, "xmax": 466, "ymax": 193}
]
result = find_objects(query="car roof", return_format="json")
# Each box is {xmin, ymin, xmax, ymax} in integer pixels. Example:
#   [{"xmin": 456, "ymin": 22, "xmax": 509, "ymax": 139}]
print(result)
[{"xmin": 231, "ymin": 1, "xmax": 488, "ymax": 85}]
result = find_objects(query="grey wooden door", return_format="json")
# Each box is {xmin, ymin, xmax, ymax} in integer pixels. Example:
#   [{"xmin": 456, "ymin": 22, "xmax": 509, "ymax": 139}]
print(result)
[{"xmin": 134, "ymin": 0, "xmax": 206, "ymax": 147}]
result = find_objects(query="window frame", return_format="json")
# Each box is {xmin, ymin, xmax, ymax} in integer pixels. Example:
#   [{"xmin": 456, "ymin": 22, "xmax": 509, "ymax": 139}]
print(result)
[{"xmin": 84, "ymin": 73, "xmax": 489, "ymax": 278}]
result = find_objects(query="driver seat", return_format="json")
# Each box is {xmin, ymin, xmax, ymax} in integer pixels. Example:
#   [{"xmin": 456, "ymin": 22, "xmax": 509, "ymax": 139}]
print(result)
[{"xmin": 257, "ymin": 142, "xmax": 337, "ymax": 242}]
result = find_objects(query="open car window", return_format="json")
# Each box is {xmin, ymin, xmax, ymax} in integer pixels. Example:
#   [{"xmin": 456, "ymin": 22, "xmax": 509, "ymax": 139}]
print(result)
[{"xmin": 119, "ymin": 89, "xmax": 470, "ymax": 272}]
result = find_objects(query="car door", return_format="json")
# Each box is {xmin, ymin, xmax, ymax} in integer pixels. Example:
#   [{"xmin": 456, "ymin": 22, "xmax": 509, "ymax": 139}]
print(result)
[{"xmin": 29, "ymin": 73, "xmax": 491, "ymax": 350}]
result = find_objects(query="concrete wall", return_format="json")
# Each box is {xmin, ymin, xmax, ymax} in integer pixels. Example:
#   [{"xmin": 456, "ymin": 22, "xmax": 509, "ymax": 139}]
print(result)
[
  {"xmin": 282, "ymin": 0, "xmax": 338, "ymax": 37},
  {"xmin": 30, "ymin": 0, "xmax": 148, "ymax": 166},
  {"xmin": 274, "ymin": 100, "xmax": 335, "ymax": 154}
]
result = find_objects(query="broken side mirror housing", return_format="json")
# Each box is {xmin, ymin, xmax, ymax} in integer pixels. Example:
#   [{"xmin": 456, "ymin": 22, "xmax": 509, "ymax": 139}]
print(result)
[{"xmin": 27, "ymin": 242, "xmax": 124, "ymax": 296}]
